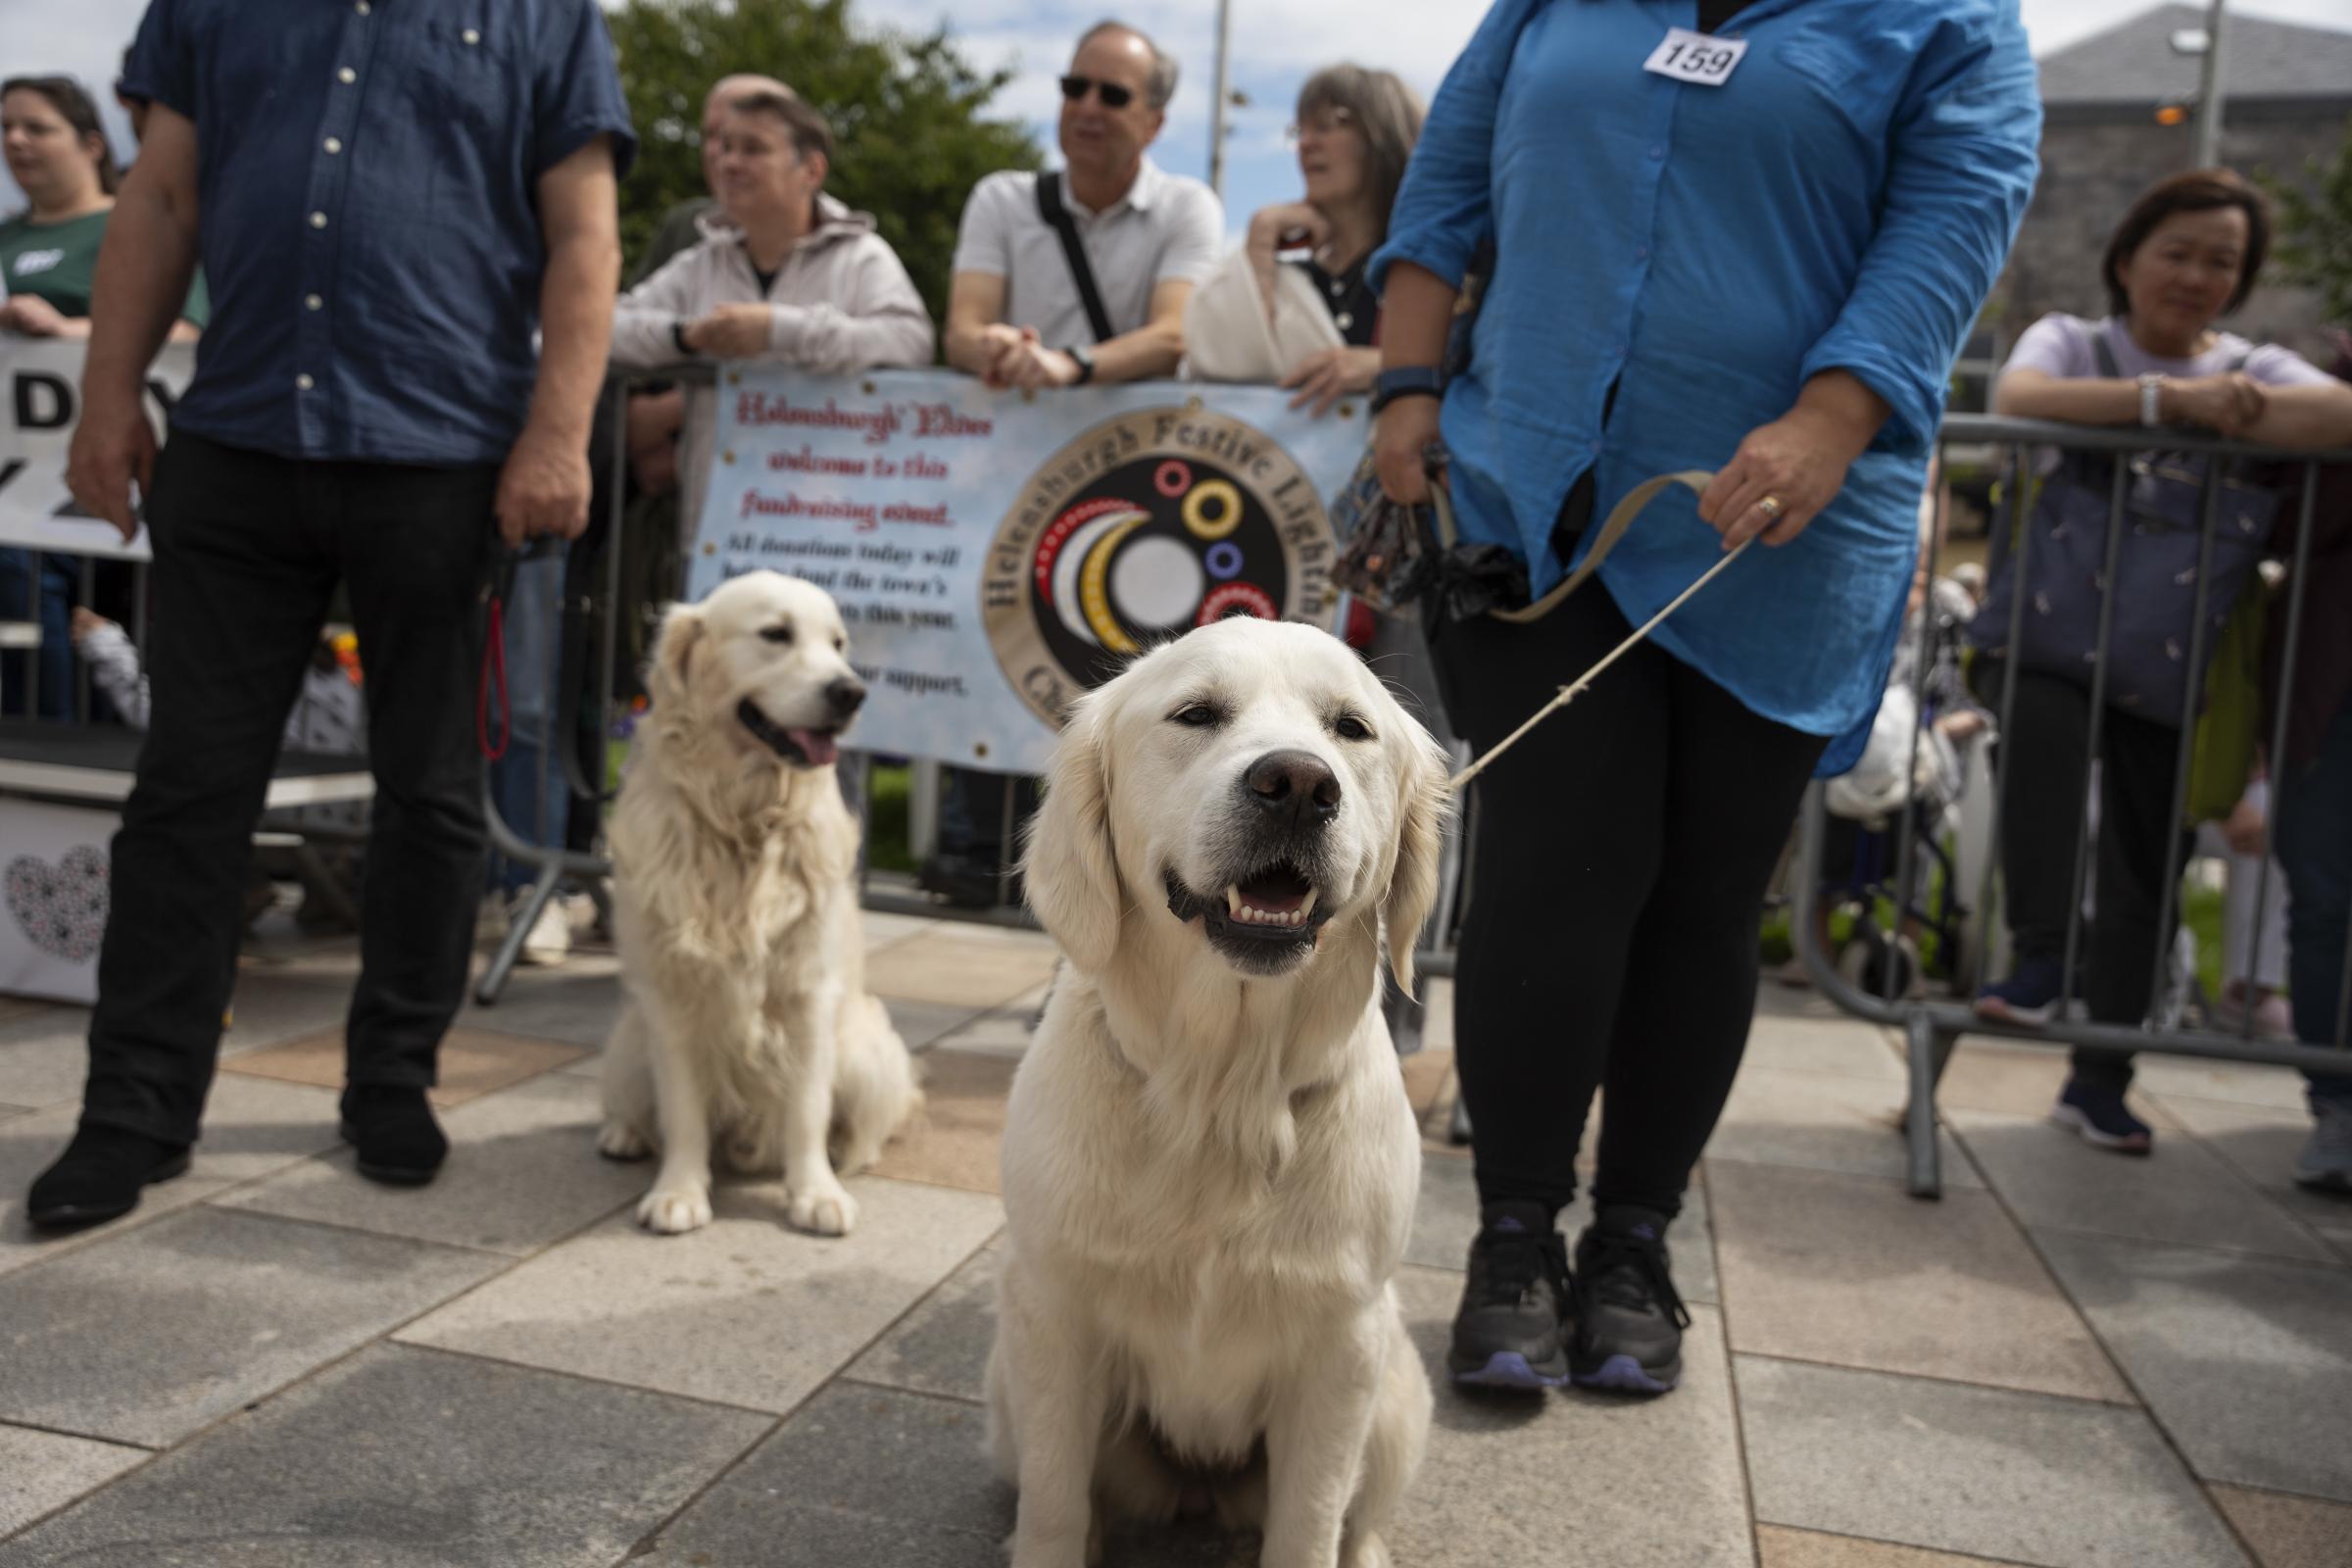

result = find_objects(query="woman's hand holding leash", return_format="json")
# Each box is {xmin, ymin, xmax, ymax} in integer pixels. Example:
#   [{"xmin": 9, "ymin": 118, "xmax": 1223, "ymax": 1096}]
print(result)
[
  {"xmin": 1699, "ymin": 370, "xmax": 1888, "ymax": 551},
  {"xmin": 1373, "ymin": 394, "xmax": 1444, "ymax": 505}
]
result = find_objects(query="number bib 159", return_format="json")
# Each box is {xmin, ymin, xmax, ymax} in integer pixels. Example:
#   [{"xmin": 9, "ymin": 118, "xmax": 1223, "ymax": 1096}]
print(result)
[{"xmin": 1643, "ymin": 26, "xmax": 1747, "ymax": 86}]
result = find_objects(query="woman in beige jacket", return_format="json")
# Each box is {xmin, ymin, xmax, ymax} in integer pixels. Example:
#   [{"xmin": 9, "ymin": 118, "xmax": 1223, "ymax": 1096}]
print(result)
[{"xmin": 611, "ymin": 87, "xmax": 934, "ymax": 534}]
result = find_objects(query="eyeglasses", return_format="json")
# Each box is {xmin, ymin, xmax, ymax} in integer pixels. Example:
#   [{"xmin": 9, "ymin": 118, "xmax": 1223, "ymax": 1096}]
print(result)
[
  {"xmin": 1285, "ymin": 107, "xmax": 1357, "ymax": 144},
  {"xmin": 1059, "ymin": 74, "xmax": 1136, "ymax": 110}
]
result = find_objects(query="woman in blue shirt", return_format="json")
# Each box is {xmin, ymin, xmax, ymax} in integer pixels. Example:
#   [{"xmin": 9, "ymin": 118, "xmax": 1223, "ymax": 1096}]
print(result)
[{"xmin": 1366, "ymin": 0, "xmax": 2038, "ymax": 1395}]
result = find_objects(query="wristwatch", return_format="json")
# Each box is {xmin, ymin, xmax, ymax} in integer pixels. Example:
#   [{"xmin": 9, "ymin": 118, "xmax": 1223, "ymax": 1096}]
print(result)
[
  {"xmin": 1064, "ymin": 344, "xmax": 1097, "ymax": 386},
  {"xmin": 1371, "ymin": 365, "xmax": 1443, "ymax": 415},
  {"xmin": 2136, "ymin": 372, "xmax": 2166, "ymax": 427}
]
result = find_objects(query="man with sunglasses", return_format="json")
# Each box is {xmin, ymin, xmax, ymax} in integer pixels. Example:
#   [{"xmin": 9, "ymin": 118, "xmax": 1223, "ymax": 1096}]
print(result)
[
  {"xmin": 925, "ymin": 22, "xmax": 1222, "ymax": 911},
  {"xmin": 943, "ymin": 21, "xmax": 1221, "ymax": 394}
]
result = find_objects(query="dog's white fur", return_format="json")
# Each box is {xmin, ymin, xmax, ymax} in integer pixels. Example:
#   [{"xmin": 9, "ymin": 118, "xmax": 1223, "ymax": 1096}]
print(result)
[
  {"xmin": 989, "ymin": 616, "xmax": 1450, "ymax": 1568},
  {"xmin": 597, "ymin": 572, "xmax": 920, "ymax": 1236}
]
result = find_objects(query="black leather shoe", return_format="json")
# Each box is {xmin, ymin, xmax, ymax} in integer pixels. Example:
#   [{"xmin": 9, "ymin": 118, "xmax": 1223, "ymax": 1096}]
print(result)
[
  {"xmin": 26, "ymin": 1124, "xmax": 191, "ymax": 1231},
  {"xmin": 339, "ymin": 1085, "xmax": 448, "ymax": 1186}
]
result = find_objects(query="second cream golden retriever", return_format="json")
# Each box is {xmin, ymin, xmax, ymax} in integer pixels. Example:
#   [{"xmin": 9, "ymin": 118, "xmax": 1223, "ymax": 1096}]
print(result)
[
  {"xmin": 989, "ymin": 615, "xmax": 1449, "ymax": 1568},
  {"xmin": 597, "ymin": 571, "xmax": 920, "ymax": 1237}
]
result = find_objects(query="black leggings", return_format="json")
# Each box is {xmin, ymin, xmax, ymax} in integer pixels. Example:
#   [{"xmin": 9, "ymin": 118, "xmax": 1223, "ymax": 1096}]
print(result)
[
  {"xmin": 1974, "ymin": 662, "xmax": 2193, "ymax": 1092},
  {"xmin": 1430, "ymin": 586, "xmax": 1828, "ymax": 1220}
]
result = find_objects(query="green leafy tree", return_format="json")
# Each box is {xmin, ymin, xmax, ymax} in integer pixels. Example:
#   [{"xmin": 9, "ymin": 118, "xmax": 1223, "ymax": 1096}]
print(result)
[
  {"xmin": 605, "ymin": 0, "xmax": 1044, "ymax": 331},
  {"xmin": 2265, "ymin": 118, "xmax": 2352, "ymax": 327}
]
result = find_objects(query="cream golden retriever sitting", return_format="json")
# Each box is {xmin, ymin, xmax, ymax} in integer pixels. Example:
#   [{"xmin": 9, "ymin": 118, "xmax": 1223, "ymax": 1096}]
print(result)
[
  {"xmin": 989, "ymin": 616, "xmax": 1449, "ymax": 1568},
  {"xmin": 597, "ymin": 571, "xmax": 919, "ymax": 1237}
]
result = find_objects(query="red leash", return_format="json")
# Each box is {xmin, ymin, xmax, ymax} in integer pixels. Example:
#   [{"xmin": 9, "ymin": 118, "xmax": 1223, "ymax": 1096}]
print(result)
[{"xmin": 477, "ymin": 552, "xmax": 517, "ymax": 762}]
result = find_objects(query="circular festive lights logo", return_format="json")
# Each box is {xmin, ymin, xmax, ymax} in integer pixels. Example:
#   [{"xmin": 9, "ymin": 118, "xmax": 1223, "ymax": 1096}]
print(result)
[{"xmin": 983, "ymin": 402, "xmax": 1338, "ymax": 728}]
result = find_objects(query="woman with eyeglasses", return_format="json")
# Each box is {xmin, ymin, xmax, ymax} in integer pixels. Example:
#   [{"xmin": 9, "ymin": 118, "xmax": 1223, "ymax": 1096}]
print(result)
[
  {"xmin": 1183, "ymin": 66, "xmax": 1424, "ymax": 416},
  {"xmin": 1, "ymin": 75, "xmax": 207, "ymax": 718},
  {"xmin": 1366, "ymin": 0, "xmax": 2039, "ymax": 1398}
]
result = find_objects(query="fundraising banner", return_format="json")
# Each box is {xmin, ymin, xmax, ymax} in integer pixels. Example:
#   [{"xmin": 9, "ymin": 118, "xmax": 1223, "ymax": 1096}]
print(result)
[
  {"xmin": 0, "ymin": 336, "xmax": 192, "ymax": 561},
  {"xmin": 688, "ymin": 368, "xmax": 1366, "ymax": 776}
]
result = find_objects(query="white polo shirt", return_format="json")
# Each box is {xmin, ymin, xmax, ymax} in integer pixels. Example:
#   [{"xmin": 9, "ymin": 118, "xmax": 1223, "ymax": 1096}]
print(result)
[{"xmin": 952, "ymin": 157, "xmax": 1225, "ymax": 347}]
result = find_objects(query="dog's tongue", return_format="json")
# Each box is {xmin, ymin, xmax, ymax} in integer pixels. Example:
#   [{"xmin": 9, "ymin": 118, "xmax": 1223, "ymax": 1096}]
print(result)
[{"xmin": 789, "ymin": 728, "xmax": 840, "ymax": 767}]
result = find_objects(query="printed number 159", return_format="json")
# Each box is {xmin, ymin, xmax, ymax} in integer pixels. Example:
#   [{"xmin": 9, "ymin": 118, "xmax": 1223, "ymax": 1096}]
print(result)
[{"xmin": 1662, "ymin": 43, "xmax": 1735, "ymax": 76}]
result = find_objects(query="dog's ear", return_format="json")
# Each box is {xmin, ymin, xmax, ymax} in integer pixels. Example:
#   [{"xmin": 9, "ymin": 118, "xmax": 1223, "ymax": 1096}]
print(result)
[
  {"xmin": 1021, "ymin": 690, "xmax": 1122, "ymax": 972},
  {"xmin": 650, "ymin": 603, "xmax": 706, "ymax": 707},
  {"xmin": 1383, "ymin": 723, "xmax": 1453, "ymax": 998}
]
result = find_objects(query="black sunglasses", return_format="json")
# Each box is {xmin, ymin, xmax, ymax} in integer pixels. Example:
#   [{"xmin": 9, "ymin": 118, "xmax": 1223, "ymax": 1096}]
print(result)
[{"xmin": 1058, "ymin": 74, "xmax": 1135, "ymax": 110}]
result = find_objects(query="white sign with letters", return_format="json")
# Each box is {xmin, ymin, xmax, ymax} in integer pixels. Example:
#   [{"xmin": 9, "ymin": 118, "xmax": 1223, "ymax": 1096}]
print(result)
[
  {"xmin": 690, "ymin": 368, "xmax": 1365, "ymax": 776},
  {"xmin": 0, "ymin": 336, "xmax": 188, "ymax": 559}
]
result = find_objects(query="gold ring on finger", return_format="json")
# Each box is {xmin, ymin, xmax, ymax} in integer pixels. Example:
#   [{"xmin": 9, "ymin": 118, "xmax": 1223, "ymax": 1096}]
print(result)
[{"xmin": 1756, "ymin": 495, "xmax": 1786, "ymax": 520}]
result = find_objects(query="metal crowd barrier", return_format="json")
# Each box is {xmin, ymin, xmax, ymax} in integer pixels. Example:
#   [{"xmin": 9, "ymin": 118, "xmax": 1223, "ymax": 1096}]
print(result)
[{"xmin": 1791, "ymin": 413, "xmax": 2352, "ymax": 1199}]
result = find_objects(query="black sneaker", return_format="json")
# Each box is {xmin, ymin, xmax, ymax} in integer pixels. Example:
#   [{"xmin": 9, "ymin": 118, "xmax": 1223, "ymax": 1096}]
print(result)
[
  {"xmin": 1447, "ymin": 1200, "xmax": 1572, "ymax": 1390},
  {"xmin": 1570, "ymin": 1204, "xmax": 1691, "ymax": 1396},
  {"xmin": 339, "ymin": 1085, "xmax": 448, "ymax": 1186}
]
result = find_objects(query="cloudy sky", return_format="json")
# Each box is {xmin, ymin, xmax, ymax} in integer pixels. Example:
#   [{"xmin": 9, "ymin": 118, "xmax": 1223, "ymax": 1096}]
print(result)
[{"xmin": 10, "ymin": 0, "xmax": 2350, "ymax": 239}]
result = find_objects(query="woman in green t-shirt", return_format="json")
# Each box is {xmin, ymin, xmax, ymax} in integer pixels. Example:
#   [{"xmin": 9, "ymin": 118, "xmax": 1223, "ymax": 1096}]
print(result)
[
  {"xmin": 1, "ymin": 74, "xmax": 205, "ymax": 339},
  {"xmin": 0, "ymin": 74, "xmax": 205, "ymax": 716}
]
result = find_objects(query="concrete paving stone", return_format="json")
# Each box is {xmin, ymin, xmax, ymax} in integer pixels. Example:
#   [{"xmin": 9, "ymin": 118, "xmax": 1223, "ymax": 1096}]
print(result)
[
  {"xmin": 2143, "ymin": 1094, "xmax": 2352, "ymax": 1262},
  {"xmin": 2132, "ymin": 1055, "xmax": 2311, "ymax": 1112},
  {"xmin": 870, "ymin": 1050, "xmax": 1012, "ymax": 1196},
  {"xmin": 2033, "ymin": 1229, "xmax": 2352, "ymax": 1504},
  {"xmin": 0, "ymin": 1206, "xmax": 503, "ymax": 1446},
  {"xmin": 0, "ymin": 997, "xmax": 53, "ymax": 1025},
  {"xmin": 925, "ymin": 1001, "xmax": 1038, "ymax": 1059},
  {"xmin": 220, "ymin": 975, "xmax": 355, "ymax": 1055},
  {"xmin": 1400, "ymin": 1047, "xmax": 1451, "ymax": 1130},
  {"xmin": 221, "ymin": 1026, "xmax": 585, "ymax": 1108},
  {"xmin": 639, "ymin": 1378, "xmax": 1261, "ymax": 1568},
  {"xmin": 864, "ymin": 933, "xmax": 1060, "ymax": 1011},
  {"xmin": 1742, "ymin": 1012, "xmax": 1907, "ymax": 1082},
  {"xmin": 0, "ymin": 1344, "xmax": 770, "ymax": 1568},
  {"xmin": 460, "ymin": 969, "xmax": 622, "ymax": 1050},
  {"xmin": 1948, "ymin": 1106, "xmax": 2333, "ymax": 1263},
  {"xmin": 0, "ymin": 1105, "xmax": 231, "ymax": 1280},
  {"xmin": 1756, "ymin": 1525, "xmax": 2037, "ymax": 1567},
  {"xmin": 1707, "ymin": 1160, "xmax": 2130, "ymax": 1402},
  {"xmin": 1709, "ymin": 1064, "xmax": 1986, "ymax": 1189},
  {"xmin": 0, "ymin": 1423, "xmax": 147, "ymax": 1537},
  {"xmin": 0, "ymin": 1005, "xmax": 93, "ymax": 1109},
  {"xmin": 1934, "ymin": 1039, "xmax": 2178, "ymax": 1127},
  {"xmin": 233, "ymin": 929, "xmax": 364, "ymax": 983},
  {"xmin": 396, "ymin": 1174, "xmax": 1003, "ymax": 1413},
  {"xmin": 1738, "ymin": 1355, "xmax": 2251, "ymax": 1568},
  {"xmin": 889, "ymin": 996, "xmax": 994, "ymax": 1053},
  {"xmin": 214, "ymin": 1074, "xmax": 641, "ymax": 1255},
  {"xmin": 634, "ymin": 1381, "xmax": 1013, "ymax": 1568},
  {"xmin": 1392, "ymin": 1266, "xmax": 1756, "ymax": 1567},
  {"xmin": 861, "ymin": 909, "xmax": 945, "ymax": 951},
  {"xmin": 2206, "ymin": 1484, "xmax": 2352, "ymax": 1568},
  {"xmin": 1407, "ymin": 1149, "xmax": 1719, "ymax": 1305},
  {"xmin": 843, "ymin": 1239, "xmax": 1002, "ymax": 1401}
]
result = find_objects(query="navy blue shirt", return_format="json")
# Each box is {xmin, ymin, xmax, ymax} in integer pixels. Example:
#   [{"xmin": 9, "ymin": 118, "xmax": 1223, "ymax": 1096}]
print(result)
[{"xmin": 122, "ymin": 0, "xmax": 638, "ymax": 466}]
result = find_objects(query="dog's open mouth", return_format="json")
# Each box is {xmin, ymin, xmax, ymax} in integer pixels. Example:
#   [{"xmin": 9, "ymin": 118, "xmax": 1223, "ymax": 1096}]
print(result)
[
  {"xmin": 1165, "ymin": 864, "xmax": 1335, "ymax": 970},
  {"xmin": 736, "ymin": 699, "xmax": 842, "ymax": 768}
]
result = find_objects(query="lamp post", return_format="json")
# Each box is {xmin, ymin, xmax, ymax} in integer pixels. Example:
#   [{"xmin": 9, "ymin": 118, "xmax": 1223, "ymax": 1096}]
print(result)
[
  {"xmin": 2189, "ymin": 0, "xmax": 2230, "ymax": 169},
  {"xmin": 1208, "ymin": 0, "xmax": 1234, "ymax": 196}
]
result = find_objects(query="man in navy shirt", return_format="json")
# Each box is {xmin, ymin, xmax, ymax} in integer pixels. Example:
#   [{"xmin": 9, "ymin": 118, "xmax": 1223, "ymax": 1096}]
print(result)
[{"xmin": 28, "ymin": 0, "xmax": 638, "ymax": 1228}]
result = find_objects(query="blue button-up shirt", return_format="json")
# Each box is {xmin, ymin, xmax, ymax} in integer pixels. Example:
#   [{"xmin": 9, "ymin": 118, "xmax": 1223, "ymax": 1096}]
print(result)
[
  {"xmin": 122, "ymin": 0, "xmax": 638, "ymax": 466},
  {"xmin": 1371, "ymin": 0, "xmax": 2038, "ymax": 764}
]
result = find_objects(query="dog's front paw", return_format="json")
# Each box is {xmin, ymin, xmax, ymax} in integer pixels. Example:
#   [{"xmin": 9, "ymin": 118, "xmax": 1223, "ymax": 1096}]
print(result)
[
  {"xmin": 597, "ymin": 1120, "xmax": 651, "ymax": 1161},
  {"xmin": 637, "ymin": 1183, "xmax": 713, "ymax": 1234},
  {"xmin": 787, "ymin": 1179, "xmax": 858, "ymax": 1237}
]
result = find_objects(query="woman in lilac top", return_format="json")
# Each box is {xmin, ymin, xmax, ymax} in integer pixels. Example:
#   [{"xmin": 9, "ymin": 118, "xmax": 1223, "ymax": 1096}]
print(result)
[{"xmin": 1972, "ymin": 169, "xmax": 2352, "ymax": 1156}]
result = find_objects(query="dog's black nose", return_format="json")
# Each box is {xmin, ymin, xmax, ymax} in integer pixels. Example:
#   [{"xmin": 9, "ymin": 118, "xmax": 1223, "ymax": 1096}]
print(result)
[
  {"xmin": 1245, "ymin": 750, "xmax": 1341, "ymax": 830},
  {"xmin": 825, "ymin": 676, "xmax": 867, "ymax": 717}
]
